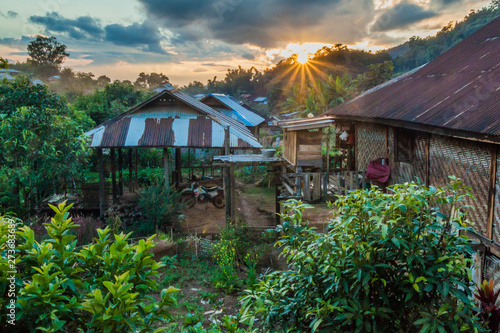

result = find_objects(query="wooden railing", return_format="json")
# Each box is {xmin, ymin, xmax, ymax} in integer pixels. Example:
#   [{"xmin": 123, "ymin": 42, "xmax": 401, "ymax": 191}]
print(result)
[{"xmin": 281, "ymin": 170, "xmax": 366, "ymax": 202}]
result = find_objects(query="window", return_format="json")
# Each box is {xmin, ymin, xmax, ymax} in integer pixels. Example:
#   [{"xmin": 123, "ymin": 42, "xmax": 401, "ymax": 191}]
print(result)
[{"xmin": 395, "ymin": 129, "xmax": 415, "ymax": 163}]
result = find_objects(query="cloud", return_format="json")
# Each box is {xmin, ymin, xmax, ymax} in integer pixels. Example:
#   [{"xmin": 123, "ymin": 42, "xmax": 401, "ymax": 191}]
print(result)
[
  {"xmin": 104, "ymin": 21, "xmax": 168, "ymax": 54},
  {"xmin": 1, "ymin": 11, "xmax": 18, "ymax": 19},
  {"xmin": 137, "ymin": 0, "xmax": 345, "ymax": 47},
  {"xmin": 193, "ymin": 68, "xmax": 209, "ymax": 72},
  {"xmin": 371, "ymin": 2, "xmax": 439, "ymax": 32},
  {"xmin": 29, "ymin": 12, "xmax": 103, "ymax": 40},
  {"xmin": 241, "ymin": 53, "xmax": 256, "ymax": 60}
]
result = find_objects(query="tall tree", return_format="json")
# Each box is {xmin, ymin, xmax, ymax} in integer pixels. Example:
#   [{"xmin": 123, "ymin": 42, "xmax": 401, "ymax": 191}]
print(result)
[
  {"xmin": 27, "ymin": 35, "xmax": 69, "ymax": 77},
  {"xmin": 134, "ymin": 72, "xmax": 170, "ymax": 90},
  {"xmin": 0, "ymin": 57, "xmax": 7, "ymax": 69}
]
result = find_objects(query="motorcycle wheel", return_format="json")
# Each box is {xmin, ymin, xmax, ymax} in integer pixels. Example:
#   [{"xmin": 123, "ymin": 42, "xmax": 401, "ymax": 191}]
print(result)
[
  {"xmin": 212, "ymin": 194, "xmax": 225, "ymax": 209},
  {"xmin": 180, "ymin": 192, "xmax": 196, "ymax": 208}
]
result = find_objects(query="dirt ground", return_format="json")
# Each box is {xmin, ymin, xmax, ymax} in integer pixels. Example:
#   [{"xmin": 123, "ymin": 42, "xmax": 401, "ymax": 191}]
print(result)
[{"xmin": 179, "ymin": 181, "xmax": 335, "ymax": 235}]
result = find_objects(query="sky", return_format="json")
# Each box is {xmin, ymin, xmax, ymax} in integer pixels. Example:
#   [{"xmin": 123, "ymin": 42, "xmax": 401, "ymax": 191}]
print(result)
[{"xmin": 0, "ymin": 0, "xmax": 491, "ymax": 85}]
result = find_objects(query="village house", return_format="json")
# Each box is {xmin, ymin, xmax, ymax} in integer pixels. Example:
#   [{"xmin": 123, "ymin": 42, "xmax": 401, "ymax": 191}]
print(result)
[{"xmin": 279, "ymin": 16, "xmax": 500, "ymax": 282}]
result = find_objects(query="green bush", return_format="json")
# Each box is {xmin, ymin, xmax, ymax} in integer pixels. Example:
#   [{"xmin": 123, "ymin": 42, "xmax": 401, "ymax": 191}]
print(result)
[
  {"xmin": 241, "ymin": 179, "xmax": 485, "ymax": 332},
  {"xmin": 0, "ymin": 202, "xmax": 178, "ymax": 332},
  {"xmin": 138, "ymin": 183, "xmax": 182, "ymax": 231}
]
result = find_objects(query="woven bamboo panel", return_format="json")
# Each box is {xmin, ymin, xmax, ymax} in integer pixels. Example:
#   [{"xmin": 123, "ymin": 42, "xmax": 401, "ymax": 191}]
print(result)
[
  {"xmin": 429, "ymin": 135, "xmax": 491, "ymax": 236},
  {"xmin": 386, "ymin": 128, "xmax": 426, "ymax": 184},
  {"xmin": 356, "ymin": 124, "xmax": 386, "ymax": 171},
  {"xmin": 494, "ymin": 152, "xmax": 500, "ymax": 243}
]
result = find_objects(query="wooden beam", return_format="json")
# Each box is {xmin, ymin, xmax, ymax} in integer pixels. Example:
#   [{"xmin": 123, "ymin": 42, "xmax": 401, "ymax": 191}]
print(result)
[
  {"xmin": 118, "ymin": 149, "xmax": 123, "ymax": 196},
  {"xmin": 230, "ymin": 165, "xmax": 236, "ymax": 221},
  {"xmin": 175, "ymin": 148, "xmax": 182, "ymax": 188},
  {"xmin": 134, "ymin": 148, "xmax": 138, "ymax": 190},
  {"xmin": 110, "ymin": 148, "xmax": 117, "ymax": 205},
  {"xmin": 128, "ymin": 149, "xmax": 133, "ymax": 191},
  {"xmin": 224, "ymin": 127, "xmax": 231, "ymax": 223},
  {"xmin": 97, "ymin": 148, "xmax": 106, "ymax": 219},
  {"xmin": 486, "ymin": 145, "xmax": 498, "ymax": 240},
  {"xmin": 425, "ymin": 135, "xmax": 430, "ymax": 187},
  {"xmin": 275, "ymin": 175, "xmax": 281, "ymax": 225},
  {"xmin": 163, "ymin": 148, "xmax": 170, "ymax": 192}
]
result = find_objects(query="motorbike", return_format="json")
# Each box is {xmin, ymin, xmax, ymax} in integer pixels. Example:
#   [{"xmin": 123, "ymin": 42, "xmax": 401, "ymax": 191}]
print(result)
[{"xmin": 180, "ymin": 181, "xmax": 225, "ymax": 209}]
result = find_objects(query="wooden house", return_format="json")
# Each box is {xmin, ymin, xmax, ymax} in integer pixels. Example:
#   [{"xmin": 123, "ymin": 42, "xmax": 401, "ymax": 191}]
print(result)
[{"xmin": 281, "ymin": 17, "xmax": 500, "ymax": 282}]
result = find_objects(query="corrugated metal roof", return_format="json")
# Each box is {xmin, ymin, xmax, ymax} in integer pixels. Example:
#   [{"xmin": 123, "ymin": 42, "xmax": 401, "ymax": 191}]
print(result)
[
  {"xmin": 325, "ymin": 16, "xmax": 500, "ymax": 137},
  {"xmin": 279, "ymin": 116, "xmax": 335, "ymax": 131},
  {"xmin": 85, "ymin": 85, "xmax": 261, "ymax": 148},
  {"xmin": 200, "ymin": 93, "xmax": 265, "ymax": 127}
]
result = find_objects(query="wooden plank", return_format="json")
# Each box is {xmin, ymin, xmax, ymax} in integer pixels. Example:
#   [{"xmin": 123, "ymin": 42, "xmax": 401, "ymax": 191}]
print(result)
[
  {"xmin": 303, "ymin": 174, "xmax": 311, "ymax": 201},
  {"xmin": 163, "ymin": 148, "xmax": 170, "ymax": 192},
  {"xmin": 295, "ymin": 168, "xmax": 302, "ymax": 196},
  {"xmin": 276, "ymin": 181, "xmax": 281, "ymax": 225},
  {"xmin": 224, "ymin": 128, "xmax": 231, "ymax": 223},
  {"xmin": 486, "ymin": 145, "xmax": 498, "ymax": 240},
  {"xmin": 337, "ymin": 173, "xmax": 341, "ymax": 195},
  {"xmin": 98, "ymin": 148, "xmax": 106, "ymax": 219},
  {"xmin": 134, "ymin": 148, "xmax": 138, "ymax": 190},
  {"xmin": 297, "ymin": 159, "xmax": 322, "ymax": 168},
  {"xmin": 297, "ymin": 153, "xmax": 323, "ymax": 159},
  {"xmin": 312, "ymin": 173, "xmax": 321, "ymax": 200},
  {"xmin": 298, "ymin": 145, "xmax": 322, "ymax": 152},
  {"xmin": 111, "ymin": 148, "xmax": 117, "ymax": 205}
]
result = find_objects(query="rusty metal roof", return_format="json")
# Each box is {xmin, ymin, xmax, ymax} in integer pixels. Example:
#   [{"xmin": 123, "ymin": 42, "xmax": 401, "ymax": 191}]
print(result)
[
  {"xmin": 326, "ymin": 16, "xmax": 500, "ymax": 138},
  {"xmin": 85, "ymin": 85, "xmax": 262, "ymax": 148}
]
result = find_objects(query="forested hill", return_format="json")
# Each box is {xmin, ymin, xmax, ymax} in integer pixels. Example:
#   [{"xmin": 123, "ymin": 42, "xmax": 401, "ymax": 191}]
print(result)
[{"xmin": 391, "ymin": 5, "xmax": 500, "ymax": 73}]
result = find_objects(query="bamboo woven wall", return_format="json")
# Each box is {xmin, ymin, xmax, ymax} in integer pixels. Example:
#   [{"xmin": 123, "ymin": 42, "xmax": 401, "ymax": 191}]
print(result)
[
  {"xmin": 356, "ymin": 124, "xmax": 386, "ymax": 171},
  {"xmin": 428, "ymin": 135, "xmax": 491, "ymax": 237}
]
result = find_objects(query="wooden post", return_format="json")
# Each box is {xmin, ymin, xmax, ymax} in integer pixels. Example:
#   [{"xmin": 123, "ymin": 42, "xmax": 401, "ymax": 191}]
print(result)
[
  {"xmin": 275, "ymin": 169, "xmax": 281, "ymax": 226},
  {"xmin": 312, "ymin": 173, "xmax": 321, "ymax": 201},
  {"xmin": 128, "ymin": 149, "xmax": 133, "ymax": 191},
  {"xmin": 175, "ymin": 148, "xmax": 182, "ymax": 188},
  {"xmin": 118, "ymin": 148, "xmax": 123, "ymax": 196},
  {"xmin": 486, "ymin": 145, "xmax": 498, "ymax": 240},
  {"xmin": 230, "ymin": 165, "xmax": 236, "ymax": 221},
  {"xmin": 224, "ymin": 127, "xmax": 231, "ymax": 223},
  {"xmin": 425, "ymin": 135, "xmax": 430, "ymax": 187},
  {"xmin": 303, "ymin": 173, "xmax": 311, "ymax": 201},
  {"xmin": 326, "ymin": 127, "xmax": 330, "ymax": 174},
  {"xmin": 110, "ymin": 148, "xmax": 117, "ymax": 205},
  {"xmin": 188, "ymin": 148, "xmax": 191, "ymax": 181},
  {"xmin": 97, "ymin": 148, "xmax": 106, "ymax": 219},
  {"xmin": 163, "ymin": 148, "xmax": 170, "ymax": 192},
  {"xmin": 134, "ymin": 148, "xmax": 138, "ymax": 190}
]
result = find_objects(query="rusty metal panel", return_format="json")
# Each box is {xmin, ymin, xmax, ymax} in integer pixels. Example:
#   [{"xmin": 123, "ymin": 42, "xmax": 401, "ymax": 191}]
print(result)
[
  {"xmin": 327, "ymin": 17, "xmax": 500, "ymax": 137},
  {"xmin": 138, "ymin": 118, "xmax": 175, "ymax": 147},
  {"xmin": 429, "ymin": 135, "xmax": 491, "ymax": 236},
  {"xmin": 188, "ymin": 117, "xmax": 212, "ymax": 147},
  {"xmin": 100, "ymin": 118, "xmax": 130, "ymax": 147}
]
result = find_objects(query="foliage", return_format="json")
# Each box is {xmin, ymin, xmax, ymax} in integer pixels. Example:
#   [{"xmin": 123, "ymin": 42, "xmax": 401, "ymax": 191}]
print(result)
[
  {"xmin": 355, "ymin": 61, "xmax": 394, "ymax": 91},
  {"xmin": 0, "ymin": 76, "xmax": 94, "ymax": 216},
  {"xmin": 134, "ymin": 72, "xmax": 170, "ymax": 90},
  {"xmin": 0, "ymin": 57, "xmax": 8, "ymax": 69},
  {"xmin": 241, "ymin": 179, "xmax": 485, "ymax": 332},
  {"xmin": 475, "ymin": 279, "xmax": 500, "ymax": 333},
  {"xmin": 243, "ymin": 251, "xmax": 259, "ymax": 290},
  {"xmin": 0, "ymin": 202, "xmax": 178, "ymax": 332},
  {"xmin": 393, "ymin": 4, "xmax": 500, "ymax": 73},
  {"xmin": 138, "ymin": 183, "xmax": 183, "ymax": 230},
  {"xmin": 26, "ymin": 36, "xmax": 69, "ymax": 78},
  {"xmin": 73, "ymin": 80, "xmax": 151, "ymax": 124},
  {"xmin": 212, "ymin": 236, "xmax": 240, "ymax": 294}
]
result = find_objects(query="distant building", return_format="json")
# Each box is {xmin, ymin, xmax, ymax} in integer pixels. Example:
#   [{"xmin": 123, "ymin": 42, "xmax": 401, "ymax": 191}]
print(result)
[
  {"xmin": 0, "ymin": 69, "xmax": 45, "ymax": 85},
  {"xmin": 201, "ymin": 93, "xmax": 266, "ymax": 138},
  {"xmin": 253, "ymin": 96, "xmax": 267, "ymax": 105}
]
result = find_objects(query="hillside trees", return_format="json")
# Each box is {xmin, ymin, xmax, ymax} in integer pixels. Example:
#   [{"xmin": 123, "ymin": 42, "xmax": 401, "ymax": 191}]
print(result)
[
  {"xmin": 134, "ymin": 72, "xmax": 170, "ymax": 90},
  {"xmin": 0, "ymin": 76, "xmax": 94, "ymax": 215},
  {"xmin": 73, "ymin": 80, "xmax": 151, "ymax": 124}
]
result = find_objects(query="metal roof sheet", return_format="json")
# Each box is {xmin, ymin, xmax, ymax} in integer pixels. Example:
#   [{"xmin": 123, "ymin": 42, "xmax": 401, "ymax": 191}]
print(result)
[
  {"xmin": 325, "ymin": 16, "xmax": 500, "ymax": 137},
  {"xmin": 201, "ymin": 93, "xmax": 265, "ymax": 127},
  {"xmin": 85, "ymin": 86, "xmax": 261, "ymax": 148}
]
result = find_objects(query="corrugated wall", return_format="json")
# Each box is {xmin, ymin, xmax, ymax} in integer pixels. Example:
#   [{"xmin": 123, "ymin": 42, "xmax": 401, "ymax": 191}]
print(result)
[
  {"xmin": 355, "ymin": 123, "xmax": 386, "ymax": 171},
  {"xmin": 495, "ymin": 152, "xmax": 500, "ymax": 243}
]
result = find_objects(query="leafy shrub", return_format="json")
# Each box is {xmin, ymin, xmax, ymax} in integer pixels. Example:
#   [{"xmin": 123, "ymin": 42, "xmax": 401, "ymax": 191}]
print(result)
[
  {"xmin": 138, "ymin": 183, "xmax": 182, "ymax": 231},
  {"xmin": 0, "ymin": 202, "xmax": 178, "ymax": 332},
  {"xmin": 241, "ymin": 180, "xmax": 485, "ymax": 332},
  {"xmin": 475, "ymin": 279, "xmax": 500, "ymax": 332},
  {"xmin": 212, "ymin": 237, "xmax": 240, "ymax": 294}
]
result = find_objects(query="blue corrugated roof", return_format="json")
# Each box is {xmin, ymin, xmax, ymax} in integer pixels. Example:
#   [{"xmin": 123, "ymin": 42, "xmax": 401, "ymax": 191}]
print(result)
[{"xmin": 202, "ymin": 93, "xmax": 265, "ymax": 127}]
